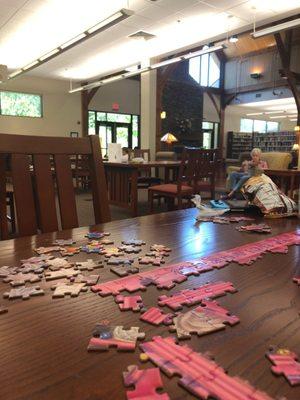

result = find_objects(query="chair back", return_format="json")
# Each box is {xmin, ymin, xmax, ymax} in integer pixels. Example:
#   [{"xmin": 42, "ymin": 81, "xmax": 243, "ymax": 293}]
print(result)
[
  {"xmin": 0, "ymin": 134, "xmax": 110, "ymax": 239},
  {"xmin": 178, "ymin": 148, "xmax": 217, "ymax": 192},
  {"xmin": 155, "ymin": 151, "xmax": 177, "ymax": 161},
  {"xmin": 133, "ymin": 149, "xmax": 150, "ymax": 161}
]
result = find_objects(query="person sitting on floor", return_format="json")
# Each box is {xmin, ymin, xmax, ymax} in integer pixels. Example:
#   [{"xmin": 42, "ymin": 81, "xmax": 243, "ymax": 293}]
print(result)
[{"xmin": 224, "ymin": 148, "xmax": 268, "ymax": 199}]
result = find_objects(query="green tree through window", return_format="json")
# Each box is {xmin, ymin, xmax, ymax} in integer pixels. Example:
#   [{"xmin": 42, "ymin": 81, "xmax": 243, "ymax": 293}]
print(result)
[{"xmin": 0, "ymin": 91, "xmax": 42, "ymax": 118}]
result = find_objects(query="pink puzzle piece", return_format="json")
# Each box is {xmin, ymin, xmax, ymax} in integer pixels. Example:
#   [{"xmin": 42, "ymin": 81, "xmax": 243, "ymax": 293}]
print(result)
[
  {"xmin": 115, "ymin": 295, "xmax": 144, "ymax": 312},
  {"xmin": 123, "ymin": 365, "xmax": 170, "ymax": 400},
  {"xmin": 91, "ymin": 231, "xmax": 300, "ymax": 297},
  {"xmin": 140, "ymin": 336, "xmax": 273, "ymax": 400},
  {"xmin": 293, "ymin": 277, "xmax": 300, "ymax": 285},
  {"xmin": 266, "ymin": 347, "xmax": 300, "ymax": 386},
  {"xmin": 140, "ymin": 307, "xmax": 174, "ymax": 326},
  {"xmin": 158, "ymin": 281, "xmax": 237, "ymax": 310}
]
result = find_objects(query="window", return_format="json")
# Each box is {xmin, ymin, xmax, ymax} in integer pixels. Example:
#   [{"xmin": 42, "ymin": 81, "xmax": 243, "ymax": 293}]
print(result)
[
  {"xmin": 0, "ymin": 91, "xmax": 42, "ymax": 118},
  {"xmin": 240, "ymin": 118, "xmax": 279, "ymax": 133},
  {"xmin": 189, "ymin": 53, "xmax": 220, "ymax": 88}
]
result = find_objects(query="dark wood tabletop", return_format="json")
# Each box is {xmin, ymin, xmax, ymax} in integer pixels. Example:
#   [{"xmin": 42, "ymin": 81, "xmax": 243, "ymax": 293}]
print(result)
[{"xmin": 0, "ymin": 209, "xmax": 299, "ymax": 400}]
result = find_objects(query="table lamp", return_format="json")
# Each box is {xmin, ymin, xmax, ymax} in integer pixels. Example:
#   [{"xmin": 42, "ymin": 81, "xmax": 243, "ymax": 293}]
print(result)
[{"xmin": 160, "ymin": 133, "xmax": 178, "ymax": 150}]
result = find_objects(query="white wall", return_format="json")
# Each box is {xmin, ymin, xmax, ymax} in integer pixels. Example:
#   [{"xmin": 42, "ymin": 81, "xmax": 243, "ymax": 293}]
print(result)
[
  {"xmin": 89, "ymin": 78, "xmax": 140, "ymax": 115},
  {"xmin": 0, "ymin": 75, "xmax": 81, "ymax": 136}
]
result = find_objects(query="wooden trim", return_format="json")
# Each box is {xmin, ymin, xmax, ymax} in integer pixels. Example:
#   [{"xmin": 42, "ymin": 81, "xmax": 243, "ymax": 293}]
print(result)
[
  {"xmin": 206, "ymin": 92, "xmax": 220, "ymax": 120},
  {"xmin": 0, "ymin": 134, "xmax": 91, "ymax": 154},
  {"xmin": 0, "ymin": 155, "xmax": 8, "ymax": 240},
  {"xmin": 227, "ymin": 46, "xmax": 277, "ymax": 61}
]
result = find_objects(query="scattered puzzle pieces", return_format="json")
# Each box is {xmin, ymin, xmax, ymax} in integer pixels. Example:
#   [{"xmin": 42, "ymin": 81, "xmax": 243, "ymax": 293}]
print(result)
[
  {"xmin": 115, "ymin": 295, "xmax": 144, "ymax": 312},
  {"xmin": 0, "ymin": 266, "xmax": 18, "ymax": 278},
  {"xmin": 3, "ymin": 272, "xmax": 42, "ymax": 287},
  {"xmin": 123, "ymin": 365, "xmax": 170, "ymax": 400},
  {"xmin": 138, "ymin": 256, "xmax": 165, "ymax": 266},
  {"xmin": 158, "ymin": 281, "xmax": 237, "ymax": 310},
  {"xmin": 88, "ymin": 321, "xmax": 145, "ymax": 351},
  {"xmin": 51, "ymin": 282, "xmax": 88, "ymax": 298},
  {"xmin": 89, "ymin": 239, "xmax": 114, "ymax": 246},
  {"xmin": 85, "ymin": 232, "xmax": 110, "ymax": 239},
  {"xmin": 91, "ymin": 232, "xmax": 300, "ymax": 297},
  {"xmin": 53, "ymin": 239, "xmax": 75, "ymax": 246},
  {"xmin": 197, "ymin": 216, "xmax": 255, "ymax": 224},
  {"xmin": 140, "ymin": 307, "xmax": 174, "ymax": 326},
  {"xmin": 60, "ymin": 246, "xmax": 81, "ymax": 256},
  {"xmin": 20, "ymin": 255, "xmax": 53, "ymax": 264},
  {"xmin": 122, "ymin": 240, "xmax": 145, "ymax": 246},
  {"xmin": 266, "ymin": 347, "xmax": 300, "ymax": 386},
  {"xmin": 237, "ymin": 224, "xmax": 271, "ymax": 234},
  {"xmin": 140, "ymin": 336, "xmax": 273, "ymax": 400},
  {"xmin": 35, "ymin": 246, "xmax": 62, "ymax": 254},
  {"xmin": 110, "ymin": 264, "xmax": 139, "ymax": 277},
  {"xmin": 74, "ymin": 259, "xmax": 103, "ymax": 271},
  {"xmin": 45, "ymin": 268, "xmax": 79, "ymax": 281},
  {"xmin": 69, "ymin": 274, "xmax": 100, "ymax": 286},
  {"xmin": 3, "ymin": 286, "xmax": 44, "ymax": 300},
  {"xmin": 118, "ymin": 245, "xmax": 142, "ymax": 254},
  {"xmin": 169, "ymin": 300, "xmax": 239, "ymax": 339}
]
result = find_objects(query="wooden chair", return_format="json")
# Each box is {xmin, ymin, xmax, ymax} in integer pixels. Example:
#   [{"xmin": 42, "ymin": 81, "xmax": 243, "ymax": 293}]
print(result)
[
  {"xmin": 0, "ymin": 134, "xmax": 110, "ymax": 239},
  {"xmin": 132, "ymin": 148, "xmax": 161, "ymax": 189},
  {"xmin": 148, "ymin": 147, "xmax": 217, "ymax": 211}
]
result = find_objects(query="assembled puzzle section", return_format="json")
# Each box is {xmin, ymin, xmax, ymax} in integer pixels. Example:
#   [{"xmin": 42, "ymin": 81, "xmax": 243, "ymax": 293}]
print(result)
[
  {"xmin": 140, "ymin": 336, "xmax": 273, "ymax": 400},
  {"xmin": 115, "ymin": 295, "xmax": 144, "ymax": 312},
  {"xmin": 123, "ymin": 365, "xmax": 170, "ymax": 400},
  {"xmin": 140, "ymin": 307, "xmax": 174, "ymax": 326},
  {"xmin": 87, "ymin": 321, "xmax": 145, "ymax": 352}
]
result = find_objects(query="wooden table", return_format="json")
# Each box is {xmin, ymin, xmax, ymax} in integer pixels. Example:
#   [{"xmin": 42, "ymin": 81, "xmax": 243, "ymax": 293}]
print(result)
[
  {"xmin": 264, "ymin": 169, "xmax": 300, "ymax": 198},
  {"xmin": 0, "ymin": 209, "xmax": 300, "ymax": 400},
  {"xmin": 104, "ymin": 161, "xmax": 181, "ymax": 216}
]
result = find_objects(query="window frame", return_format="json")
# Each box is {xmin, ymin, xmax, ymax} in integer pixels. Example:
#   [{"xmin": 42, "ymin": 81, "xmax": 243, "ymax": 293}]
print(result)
[
  {"xmin": 188, "ymin": 53, "xmax": 221, "ymax": 88},
  {"xmin": 0, "ymin": 90, "xmax": 43, "ymax": 118}
]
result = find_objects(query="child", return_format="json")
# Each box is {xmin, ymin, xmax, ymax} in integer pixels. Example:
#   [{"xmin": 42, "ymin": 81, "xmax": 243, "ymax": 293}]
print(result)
[{"xmin": 224, "ymin": 148, "xmax": 268, "ymax": 199}]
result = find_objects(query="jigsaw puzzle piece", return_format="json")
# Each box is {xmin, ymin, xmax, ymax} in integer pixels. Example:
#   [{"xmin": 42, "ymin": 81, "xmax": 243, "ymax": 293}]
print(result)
[
  {"xmin": 110, "ymin": 265, "xmax": 139, "ymax": 277},
  {"xmin": 118, "ymin": 245, "xmax": 142, "ymax": 254},
  {"xmin": 74, "ymin": 259, "xmax": 103, "ymax": 271},
  {"xmin": 3, "ymin": 286, "xmax": 44, "ymax": 300},
  {"xmin": 51, "ymin": 283, "xmax": 88, "ymax": 298},
  {"xmin": 85, "ymin": 231, "xmax": 110, "ymax": 239},
  {"xmin": 3, "ymin": 272, "xmax": 42, "ymax": 286},
  {"xmin": 18, "ymin": 261, "xmax": 48, "ymax": 274},
  {"xmin": 46, "ymin": 257, "xmax": 72, "ymax": 271},
  {"xmin": 35, "ymin": 246, "xmax": 62, "ymax": 254},
  {"xmin": 53, "ymin": 239, "xmax": 75, "ymax": 246},
  {"xmin": 45, "ymin": 268, "xmax": 79, "ymax": 281},
  {"xmin": 69, "ymin": 274, "xmax": 100, "ymax": 286},
  {"xmin": 266, "ymin": 347, "xmax": 300, "ymax": 386},
  {"xmin": 115, "ymin": 295, "xmax": 144, "ymax": 312},
  {"xmin": 92, "ymin": 275, "xmax": 147, "ymax": 296},
  {"xmin": 123, "ymin": 365, "xmax": 170, "ymax": 400},
  {"xmin": 0, "ymin": 266, "xmax": 18, "ymax": 278},
  {"xmin": 107, "ymin": 257, "xmax": 134, "ymax": 266},
  {"xmin": 60, "ymin": 246, "xmax": 81, "ymax": 256},
  {"xmin": 139, "ymin": 256, "xmax": 165, "ymax": 266},
  {"xmin": 88, "ymin": 322, "xmax": 145, "ymax": 351},
  {"xmin": 140, "ymin": 307, "xmax": 174, "ymax": 326}
]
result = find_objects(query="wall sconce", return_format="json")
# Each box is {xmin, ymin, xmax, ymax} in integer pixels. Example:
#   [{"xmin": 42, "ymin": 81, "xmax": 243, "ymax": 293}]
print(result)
[
  {"xmin": 250, "ymin": 72, "xmax": 263, "ymax": 79},
  {"xmin": 160, "ymin": 111, "xmax": 166, "ymax": 119},
  {"xmin": 294, "ymin": 125, "xmax": 300, "ymax": 132}
]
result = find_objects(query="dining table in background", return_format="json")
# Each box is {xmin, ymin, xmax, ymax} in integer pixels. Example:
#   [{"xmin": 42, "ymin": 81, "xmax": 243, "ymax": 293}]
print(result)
[
  {"xmin": 0, "ymin": 208, "xmax": 299, "ymax": 400},
  {"xmin": 264, "ymin": 168, "xmax": 300, "ymax": 198},
  {"xmin": 104, "ymin": 160, "xmax": 181, "ymax": 216}
]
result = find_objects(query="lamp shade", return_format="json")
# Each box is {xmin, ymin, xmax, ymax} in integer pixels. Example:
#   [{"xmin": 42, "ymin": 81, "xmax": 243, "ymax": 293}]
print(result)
[
  {"xmin": 294, "ymin": 125, "xmax": 300, "ymax": 132},
  {"xmin": 292, "ymin": 143, "xmax": 299, "ymax": 151},
  {"xmin": 160, "ymin": 133, "xmax": 178, "ymax": 144}
]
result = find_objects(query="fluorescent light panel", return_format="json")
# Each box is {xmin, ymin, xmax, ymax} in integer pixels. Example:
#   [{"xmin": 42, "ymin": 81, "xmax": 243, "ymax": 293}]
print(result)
[
  {"xmin": 8, "ymin": 8, "xmax": 133, "ymax": 80},
  {"xmin": 252, "ymin": 18, "xmax": 300, "ymax": 38},
  {"xmin": 246, "ymin": 112, "xmax": 263, "ymax": 116},
  {"xmin": 69, "ymin": 45, "xmax": 224, "ymax": 93},
  {"xmin": 270, "ymin": 115, "xmax": 287, "ymax": 119}
]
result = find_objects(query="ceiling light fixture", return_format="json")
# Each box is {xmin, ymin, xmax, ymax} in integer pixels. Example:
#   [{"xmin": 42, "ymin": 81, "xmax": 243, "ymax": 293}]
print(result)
[
  {"xmin": 269, "ymin": 115, "xmax": 288, "ymax": 119},
  {"xmin": 265, "ymin": 110, "xmax": 286, "ymax": 114},
  {"xmin": 246, "ymin": 112, "xmax": 263, "ymax": 116},
  {"xmin": 7, "ymin": 8, "xmax": 133, "ymax": 80},
  {"xmin": 252, "ymin": 17, "xmax": 300, "ymax": 38},
  {"xmin": 69, "ymin": 44, "xmax": 224, "ymax": 93}
]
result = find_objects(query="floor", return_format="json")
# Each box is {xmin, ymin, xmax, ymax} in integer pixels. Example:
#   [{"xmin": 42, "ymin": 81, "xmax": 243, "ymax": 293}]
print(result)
[{"xmin": 76, "ymin": 182, "xmax": 227, "ymax": 227}]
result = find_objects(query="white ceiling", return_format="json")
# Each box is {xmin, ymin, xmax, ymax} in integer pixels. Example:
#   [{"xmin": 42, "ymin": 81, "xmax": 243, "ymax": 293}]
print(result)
[
  {"xmin": 0, "ymin": 0, "xmax": 300, "ymax": 82},
  {"xmin": 228, "ymin": 97, "xmax": 298, "ymax": 122}
]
